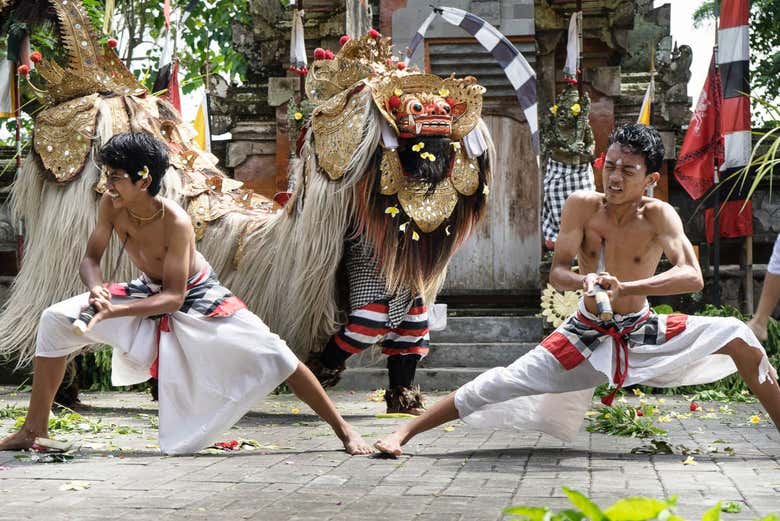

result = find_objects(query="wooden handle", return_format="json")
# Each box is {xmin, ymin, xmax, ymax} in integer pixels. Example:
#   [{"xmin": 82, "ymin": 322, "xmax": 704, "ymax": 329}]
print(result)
[{"xmin": 594, "ymin": 288, "xmax": 613, "ymax": 322}]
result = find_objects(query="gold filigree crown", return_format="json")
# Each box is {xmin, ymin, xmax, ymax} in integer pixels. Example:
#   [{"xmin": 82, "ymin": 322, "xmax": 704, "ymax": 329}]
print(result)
[
  {"xmin": 22, "ymin": 0, "xmax": 146, "ymax": 104},
  {"xmin": 305, "ymin": 33, "xmax": 395, "ymax": 106}
]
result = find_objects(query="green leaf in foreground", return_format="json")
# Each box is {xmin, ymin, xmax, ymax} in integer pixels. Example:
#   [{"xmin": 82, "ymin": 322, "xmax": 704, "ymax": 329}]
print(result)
[
  {"xmin": 604, "ymin": 497, "xmax": 670, "ymax": 521},
  {"xmin": 702, "ymin": 502, "xmax": 721, "ymax": 521},
  {"xmin": 503, "ymin": 506, "xmax": 550, "ymax": 521},
  {"xmin": 562, "ymin": 487, "xmax": 606, "ymax": 521}
]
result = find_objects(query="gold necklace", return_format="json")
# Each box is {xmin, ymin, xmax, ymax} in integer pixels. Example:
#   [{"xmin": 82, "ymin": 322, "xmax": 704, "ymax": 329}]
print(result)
[{"xmin": 127, "ymin": 202, "xmax": 165, "ymax": 225}]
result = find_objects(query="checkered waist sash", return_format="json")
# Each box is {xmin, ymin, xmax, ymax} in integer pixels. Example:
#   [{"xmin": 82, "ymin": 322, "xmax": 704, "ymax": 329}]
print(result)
[{"xmin": 107, "ymin": 265, "xmax": 247, "ymax": 320}]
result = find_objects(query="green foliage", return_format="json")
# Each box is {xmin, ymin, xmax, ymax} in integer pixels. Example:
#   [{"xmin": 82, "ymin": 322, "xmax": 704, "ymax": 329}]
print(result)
[
  {"xmin": 77, "ymin": 348, "xmax": 113, "ymax": 392},
  {"xmin": 7, "ymin": 0, "xmax": 250, "ymax": 97},
  {"xmin": 505, "ymin": 490, "xmax": 776, "ymax": 521},
  {"xmin": 0, "ymin": 403, "xmax": 26, "ymax": 419},
  {"xmin": 586, "ymin": 404, "xmax": 667, "ymax": 438},
  {"xmin": 721, "ymin": 503, "xmax": 743, "ymax": 514}
]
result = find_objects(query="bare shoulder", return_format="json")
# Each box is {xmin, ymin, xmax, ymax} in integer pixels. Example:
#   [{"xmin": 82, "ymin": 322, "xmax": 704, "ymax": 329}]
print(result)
[
  {"xmin": 563, "ymin": 190, "xmax": 602, "ymax": 216},
  {"xmin": 161, "ymin": 198, "xmax": 194, "ymax": 238},
  {"xmin": 642, "ymin": 198, "xmax": 682, "ymax": 229}
]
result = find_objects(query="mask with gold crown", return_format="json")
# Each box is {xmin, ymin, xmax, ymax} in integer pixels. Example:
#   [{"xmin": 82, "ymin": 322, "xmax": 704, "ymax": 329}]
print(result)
[{"xmin": 299, "ymin": 31, "xmax": 493, "ymax": 295}]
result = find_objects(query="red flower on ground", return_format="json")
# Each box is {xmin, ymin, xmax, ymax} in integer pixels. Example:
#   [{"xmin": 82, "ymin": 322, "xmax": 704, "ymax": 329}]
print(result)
[
  {"xmin": 636, "ymin": 409, "xmax": 644, "ymax": 416},
  {"xmin": 214, "ymin": 440, "xmax": 239, "ymax": 450},
  {"xmin": 30, "ymin": 52, "xmax": 42, "ymax": 63},
  {"xmin": 690, "ymin": 402, "xmax": 699, "ymax": 411},
  {"xmin": 17, "ymin": 64, "xmax": 30, "ymax": 76}
]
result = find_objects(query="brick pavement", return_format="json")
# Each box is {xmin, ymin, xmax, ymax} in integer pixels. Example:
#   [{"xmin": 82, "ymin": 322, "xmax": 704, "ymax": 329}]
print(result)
[{"xmin": 0, "ymin": 387, "xmax": 778, "ymax": 520}]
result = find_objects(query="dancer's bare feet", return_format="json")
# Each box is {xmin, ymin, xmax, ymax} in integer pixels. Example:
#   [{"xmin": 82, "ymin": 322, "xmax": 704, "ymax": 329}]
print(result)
[
  {"xmin": 339, "ymin": 425, "xmax": 373, "ymax": 455},
  {"xmin": 748, "ymin": 318, "xmax": 768, "ymax": 343},
  {"xmin": 374, "ymin": 431, "xmax": 405, "ymax": 457},
  {"xmin": 0, "ymin": 427, "xmax": 44, "ymax": 451}
]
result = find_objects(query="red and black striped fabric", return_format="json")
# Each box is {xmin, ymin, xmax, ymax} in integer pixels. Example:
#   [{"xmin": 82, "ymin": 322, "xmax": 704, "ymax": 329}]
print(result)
[
  {"xmin": 333, "ymin": 298, "xmax": 430, "ymax": 357},
  {"xmin": 674, "ymin": 0, "xmax": 753, "ymax": 242}
]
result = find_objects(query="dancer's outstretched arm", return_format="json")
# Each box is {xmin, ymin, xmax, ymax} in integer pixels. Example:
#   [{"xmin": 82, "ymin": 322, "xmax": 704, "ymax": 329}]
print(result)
[{"xmin": 286, "ymin": 362, "xmax": 373, "ymax": 455}]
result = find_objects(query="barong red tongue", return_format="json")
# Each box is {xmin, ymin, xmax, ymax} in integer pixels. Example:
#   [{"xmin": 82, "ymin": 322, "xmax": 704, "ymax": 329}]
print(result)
[{"xmin": 576, "ymin": 310, "xmax": 651, "ymax": 406}]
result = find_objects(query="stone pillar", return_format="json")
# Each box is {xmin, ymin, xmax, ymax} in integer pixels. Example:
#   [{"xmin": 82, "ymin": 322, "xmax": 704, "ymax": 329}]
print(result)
[{"xmin": 226, "ymin": 122, "xmax": 279, "ymax": 197}]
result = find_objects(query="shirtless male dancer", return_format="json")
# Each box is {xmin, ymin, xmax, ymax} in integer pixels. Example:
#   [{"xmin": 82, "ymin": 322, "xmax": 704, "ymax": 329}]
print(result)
[
  {"xmin": 0, "ymin": 132, "xmax": 371, "ymax": 455},
  {"xmin": 376, "ymin": 124, "xmax": 780, "ymax": 456}
]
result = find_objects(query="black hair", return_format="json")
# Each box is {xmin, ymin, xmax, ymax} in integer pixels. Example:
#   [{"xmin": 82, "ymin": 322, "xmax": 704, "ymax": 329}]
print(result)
[
  {"xmin": 607, "ymin": 124, "xmax": 664, "ymax": 174},
  {"xmin": 99, "ymin": 132, "xmax": 169, "ymax": 196}
]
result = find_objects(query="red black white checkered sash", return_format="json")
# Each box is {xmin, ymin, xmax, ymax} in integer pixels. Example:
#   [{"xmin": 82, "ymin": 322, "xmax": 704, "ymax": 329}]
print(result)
[{"xmin": 540, "ymin": 307, "xmax": 688, "ymax": 405}]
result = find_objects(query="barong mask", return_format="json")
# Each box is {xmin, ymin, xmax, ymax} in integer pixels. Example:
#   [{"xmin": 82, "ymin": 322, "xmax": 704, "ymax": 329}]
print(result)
[{"xmin": 300, "ymin": 31, "xmax": 492, "ymax": 295}]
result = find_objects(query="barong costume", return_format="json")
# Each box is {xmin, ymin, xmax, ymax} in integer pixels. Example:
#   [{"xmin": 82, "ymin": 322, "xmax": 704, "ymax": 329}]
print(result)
[
  {"xmin": 35, "ymin": 266, "xmax": 300, "ymax": 455},
  {"xmin": 454, "ymin": 300, "xmax": 776, "ymax": 442}
]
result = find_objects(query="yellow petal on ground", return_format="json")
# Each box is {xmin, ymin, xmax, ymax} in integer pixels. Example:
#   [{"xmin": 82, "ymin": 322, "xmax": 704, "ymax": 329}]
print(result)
[
  {"xmin": 658, "ymin": 415, "xmax": 672, "ymax": 423},
  {"xmin": 375, "ymin": 413, "xmax": 416, "ymax": 419},
  {"xmin": 682, "ymin": 456, "xmax": 697, "ymax": 465},
  {"xmin": 291, "ymin": 407, "xmax": 301, "ymax": 414},
  {"xmin": 633, "ymin": 388, "xmax": 645, "ymax": 397},
  {"xmin": 443, "ymin": 425, "xmax": 455, "ymax": 432},
  {"xmin": 750, "ymin": 415, "xmax": 761, "ymax": 424}
]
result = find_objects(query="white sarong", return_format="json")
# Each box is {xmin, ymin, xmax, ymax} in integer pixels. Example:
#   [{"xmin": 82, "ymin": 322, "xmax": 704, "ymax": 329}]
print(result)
[
  {"xmin": 455, "ymin": 300, "xmax": 775, "ymax": 442},
  {"xmin": 35, "ymin": 267, "xmax": 300, "ymax": 455}
]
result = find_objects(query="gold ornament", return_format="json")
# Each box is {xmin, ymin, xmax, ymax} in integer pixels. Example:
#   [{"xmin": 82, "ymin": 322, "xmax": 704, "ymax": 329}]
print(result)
[
  {"xmin": 397, "ymin": 179, "xmax": 459, "ymax": 233},
  {"xmin": 450, "ymin": 148, "xmax": 480, "ymax": 196},
  {"xmin": 311, "ymin": 86, "xmax": 372, "ymax": 180},
  {"xmin": 379, "ymin": 150, "xmax": 403, "ymax": 195},
  {"xmin": 34, "ymin": 93, "xmax": 99, "ymax": 182},
  {"xmin": 23, "ymin": 0, "xmax": 146, "ymax": 106}
]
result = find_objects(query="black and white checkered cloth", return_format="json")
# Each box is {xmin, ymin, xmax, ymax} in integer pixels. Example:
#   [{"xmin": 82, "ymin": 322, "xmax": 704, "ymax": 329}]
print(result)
[
  {"xmin": 542, "ymin": 157, "xmax": 595, "ymax": 243},
  {"xmin": 109, "ymin": 266, "xmax": 244, "ymax": 318},
  {"xmin": 345, "ymin": 240, "xmax": 414, "ymax": 328},
  {"xmin": 405, "ymin": 6, "xmax": 538, "ymax": 153}
]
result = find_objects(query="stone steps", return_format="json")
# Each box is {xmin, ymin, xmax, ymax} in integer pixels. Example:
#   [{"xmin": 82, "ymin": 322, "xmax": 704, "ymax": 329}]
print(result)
[{"xmin": 333, "ymin": 312, "xmax": 545, "ymax": 391}]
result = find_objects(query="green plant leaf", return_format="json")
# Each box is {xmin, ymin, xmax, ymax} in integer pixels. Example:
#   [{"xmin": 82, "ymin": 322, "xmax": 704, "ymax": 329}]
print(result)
[
  {"xmin": 702, "ymin": 503, "xmax": 721, "ymax": 521},
  {"xmin": 604, "ymin": 497, "xmax": 670, "ymax": 521},
  {"xmin": 562, "ymin": 487, "xmax": 606, "ymax": 521},
  {"xmin": 552, "ymin": 510, "xmax": 586, "ymax": 521},
  {"xmin": 503, "ymin": 506, "xmax": 550, "ymax": 521},
  {"xmin": 720, "ymin": 502, "xmax": 742, "ymax": 514}
]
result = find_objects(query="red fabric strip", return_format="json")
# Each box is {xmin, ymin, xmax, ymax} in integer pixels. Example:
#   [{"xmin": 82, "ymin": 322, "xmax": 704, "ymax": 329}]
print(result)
[
  {"xmin": 334, "ymin": 334, "xmax": 365, "ymax": 354},
  {"xmin": 207, "ymin": 296, "xmax": 247, "ymax": 318},
  {"xmin": 380, "ymin": 346, "xmax": 430, "ymax": 356},
  {"xmin": 541, "ymin": 332, "xmax": 585, "ymax": 370},
  {"xmin": 705, "ymin": 201, "xmax": 753, "ymax": 242},
  {"xmin": 718, "ymin": 0, "xmax": 748, "ymax": 29},
  {"xmin": 664, "ymin": 314, "xmax": 688, "ymax": 342},
  {"xmin": 721, "ymin": 96, "xmax": 751, "ymax": 133},
  {"xmin": 345, "ymin": 323, "xmax": 390, "ymax": 337}
]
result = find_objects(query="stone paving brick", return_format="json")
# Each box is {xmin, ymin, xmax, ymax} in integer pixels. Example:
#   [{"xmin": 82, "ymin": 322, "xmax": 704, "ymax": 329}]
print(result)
[{"xmin": 1, "ymin": 388, "xmax": 779, "ymax": 520}]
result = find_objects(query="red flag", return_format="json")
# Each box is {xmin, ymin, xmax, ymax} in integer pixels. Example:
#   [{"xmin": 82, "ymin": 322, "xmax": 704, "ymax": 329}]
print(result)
[
  {"xmin": 166, "ymin": 59, "xmax": 182, "ymax": 113},
  {"xmin": 164, "ymin": 0, "xmax": 171, "ymax": 30},
  {"xmin": 704, "ymin": 201, "xmax": 753, "ymax": 243},
  {"xmin": 674, "ymin": 57, "xmax": 723, "ymax": 200}
]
